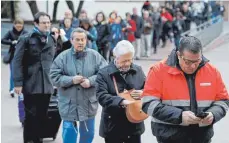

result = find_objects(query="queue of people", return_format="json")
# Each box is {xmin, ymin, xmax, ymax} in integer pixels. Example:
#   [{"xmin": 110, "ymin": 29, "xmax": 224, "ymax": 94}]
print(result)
[{"xmin": 1, "ymin": 1, "xmax": 228, "ymax": 143}]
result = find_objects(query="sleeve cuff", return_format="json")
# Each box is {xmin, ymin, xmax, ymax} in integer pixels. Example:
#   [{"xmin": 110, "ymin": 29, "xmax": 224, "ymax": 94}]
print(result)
[
  {"xmin": 14, "ymin": 81, "xmax": 23, "ymax": 87},
  {"xmin": 112, "ymin": 96, "xmax": 124, "ymax": 107},
  {"xmin": 88, "ymin": 76, "xmax": 96, "ymax": 87}
]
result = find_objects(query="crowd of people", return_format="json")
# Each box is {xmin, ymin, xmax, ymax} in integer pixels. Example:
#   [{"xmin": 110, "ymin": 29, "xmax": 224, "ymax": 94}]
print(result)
[{"xmin": 1, "ymin": 1, "xmax": 228, "ymax": 143}]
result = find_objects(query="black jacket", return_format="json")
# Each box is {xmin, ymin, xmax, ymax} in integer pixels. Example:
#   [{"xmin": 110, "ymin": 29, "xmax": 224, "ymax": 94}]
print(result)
[
  {"xmin": 12, "ymin": 32, "xmax": 56, "ymax": 95},
  {"xmin": 172, "ymin": 19, "xmax": 186, "ymax": 38},
  {"xmin": 96, "ymin": 62, "xmax": 146, "ymax": 140},
  {"xmin": 181, "ymin": 10, "xmax": 193, "ymax": 32},
  {"xmin": 95, "ymin": 22, "xmax": 110, "ymax": 48},
  {"xmin": 1, "ymin": 27, "xmax": 28, "ymax": 63}
]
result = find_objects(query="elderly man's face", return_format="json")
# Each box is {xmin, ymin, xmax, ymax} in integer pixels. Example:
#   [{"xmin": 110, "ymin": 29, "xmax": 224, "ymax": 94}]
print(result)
[
  {"xmin": 115, "ymin": 52, "xmax": 134, "ymax": 72},
  {"xmin": 177, "ymin": 50, "xmax": 202, "ymax": 74},
  {"xmin": 71, "ymin": 32, "xmax": 87, "ymax": 52}
]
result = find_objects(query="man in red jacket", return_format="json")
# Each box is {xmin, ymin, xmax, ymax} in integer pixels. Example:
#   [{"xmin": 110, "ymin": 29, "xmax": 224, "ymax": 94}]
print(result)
[{"xmin": 124, "ymin": 12, "xmax": 137, "ymax": 44}]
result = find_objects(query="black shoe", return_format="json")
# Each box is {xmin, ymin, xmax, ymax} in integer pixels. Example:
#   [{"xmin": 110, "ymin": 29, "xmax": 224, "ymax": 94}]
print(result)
[{"xmin": 153, "ymin": 50, "xmax": 157, "ymax": 54}]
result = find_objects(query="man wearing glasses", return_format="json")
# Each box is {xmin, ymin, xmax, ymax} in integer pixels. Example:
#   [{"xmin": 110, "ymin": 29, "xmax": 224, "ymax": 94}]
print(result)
[
  {"xmin": 142, "ymin": 36, "xmax": 229, "ymax": 143},
  {"xmin": 13, "ymin": 12, "xmax": 56, "ymax": 143}
]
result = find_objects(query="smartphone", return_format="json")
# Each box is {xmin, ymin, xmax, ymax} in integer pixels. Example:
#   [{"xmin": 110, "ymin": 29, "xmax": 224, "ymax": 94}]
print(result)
[{"xmin": 196, "ymin": 112, "xmax": 209, "ymax": 119}]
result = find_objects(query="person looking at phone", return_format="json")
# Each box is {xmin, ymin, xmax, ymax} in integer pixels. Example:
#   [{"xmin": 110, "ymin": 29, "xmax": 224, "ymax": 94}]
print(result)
[
  {"xmin": 141, "ymin": 36, "xmax": 229, "ymax": 143},
  {"xmin": 50, "ymin": 27, "xmax": 107, "ymax": 143}
]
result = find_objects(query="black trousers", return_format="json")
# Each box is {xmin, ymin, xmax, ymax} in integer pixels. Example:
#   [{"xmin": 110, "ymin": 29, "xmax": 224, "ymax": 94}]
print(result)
[
  {"xmin": 23, "ymin": 94, "xmax": 51, "ymax": 143},
  {"xmin": 105, "ymin": 135, "xmax": 141, "ymax": 143}
]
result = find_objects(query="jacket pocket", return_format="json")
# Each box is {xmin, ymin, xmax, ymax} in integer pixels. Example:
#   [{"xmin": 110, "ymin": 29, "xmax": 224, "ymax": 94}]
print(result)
[{"xmin": 88, "ymin": 96, "xmax": 98, "ymax": 116}]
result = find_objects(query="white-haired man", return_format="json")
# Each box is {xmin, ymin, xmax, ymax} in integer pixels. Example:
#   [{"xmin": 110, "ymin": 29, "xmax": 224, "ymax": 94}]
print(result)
[{"xmin": 96, "ymin": 40, "xmax": 146, "ymax": 143}]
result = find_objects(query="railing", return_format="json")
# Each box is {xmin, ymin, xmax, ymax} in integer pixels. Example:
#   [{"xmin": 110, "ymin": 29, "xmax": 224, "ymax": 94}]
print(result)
[{"xmin": 181, "ymin": 15, "xmax": 224, "ymax": 47}]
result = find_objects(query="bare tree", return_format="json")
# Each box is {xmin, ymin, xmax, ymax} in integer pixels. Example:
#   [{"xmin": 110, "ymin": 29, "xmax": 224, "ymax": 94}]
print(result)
[
  {"xmin": 52, "ymin": 0, "xmax": 84, "ymax": 22},
  {"xmin": 65, "ymin": 0, "xmax": 75, "ymax": 15},
  {"xmin": 52, "ymin": 0, "xmax": 59, "ymax": 22},
  {"xmin": 75, "ymin": 1, "xmax": 84, "ymax": 18},
  {"xmin": 26, "ymin": 0, "xmax": 39, "ymax": 18}
]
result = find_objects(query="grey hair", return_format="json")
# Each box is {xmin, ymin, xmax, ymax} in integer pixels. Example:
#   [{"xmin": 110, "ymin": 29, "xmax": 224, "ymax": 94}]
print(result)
[
  {"xmin": 70, "ymin": 27, "xmax": 87, "ymax": 39},
  {"xmin": 179, "ymin": 36, "xmax": 202, "ymax": 54},
  {"xmin": 113, "ymin": 40, "xmax": 135, "ymax": 58}
]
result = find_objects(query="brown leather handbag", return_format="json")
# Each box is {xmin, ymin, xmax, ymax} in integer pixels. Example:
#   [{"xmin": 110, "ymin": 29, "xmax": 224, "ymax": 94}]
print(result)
[{"xmin": 112, "ymin": 76, "xmax": 148, "ymax": 123}]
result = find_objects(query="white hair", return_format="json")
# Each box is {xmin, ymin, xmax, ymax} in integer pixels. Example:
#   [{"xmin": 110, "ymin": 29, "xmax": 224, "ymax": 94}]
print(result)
[{"xmin": 113, "ymin": 40, "xmax": 135, "ymax": 58}]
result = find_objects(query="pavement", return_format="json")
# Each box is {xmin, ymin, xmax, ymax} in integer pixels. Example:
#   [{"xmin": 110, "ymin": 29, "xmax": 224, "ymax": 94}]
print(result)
[{"xmin": 1, "ymin": 22, "xmax": 229, "ymax": 143}]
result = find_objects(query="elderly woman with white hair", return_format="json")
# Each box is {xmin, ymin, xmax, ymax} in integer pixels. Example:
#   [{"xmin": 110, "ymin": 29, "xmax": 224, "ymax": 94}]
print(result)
[{"xmin": 96, "ymin": 40, "xmax": 146, "ymax": 143}]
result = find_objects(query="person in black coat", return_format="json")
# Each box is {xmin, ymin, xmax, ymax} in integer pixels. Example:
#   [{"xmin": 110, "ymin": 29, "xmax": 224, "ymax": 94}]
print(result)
[
  {"xmin": 1, "ymin": 18, "xmax": 28, "ymax": 97},
  {"xmin": 94, "ymin": 12, "xmax": 111, "ymax": 62},
  {"xmin": 181, "ymin": 2, "xmax": 193, "ymax": 32},
  {"xmin": 96, "ymin": 40, "xmax": 145, "ymax": 143},
  {"xmin": 12, "ymin": 12, "xmax": 56, "ymax": 143}
]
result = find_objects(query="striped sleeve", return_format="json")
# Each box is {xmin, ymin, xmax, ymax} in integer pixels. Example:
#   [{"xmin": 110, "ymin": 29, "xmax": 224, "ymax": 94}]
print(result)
[
  {"xmin": 206, "ymin": 68, "xmax": 229, "ymax": 123},
  {"xmin": 142, "ymin": 66, "xmax": 183, "ymax": 124}
]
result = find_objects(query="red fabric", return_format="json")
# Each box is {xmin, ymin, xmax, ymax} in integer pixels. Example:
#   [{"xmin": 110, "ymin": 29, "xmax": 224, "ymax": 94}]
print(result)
[
  {"xmin": 143, "ymin": 59, "xmax": 229, "ymax": 101},
  {"xmin": 161, "ymin": 12, "xmax": 173, "ymax": 22},
  {"xmin": 126, "ymin": 20, "xmax": 136, "ymax": 42}
]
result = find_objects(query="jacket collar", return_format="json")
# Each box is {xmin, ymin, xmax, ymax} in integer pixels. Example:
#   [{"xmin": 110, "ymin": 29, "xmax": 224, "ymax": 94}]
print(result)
[
  {"xmin": 107, "ymin": 61, "xmax": 137, "ymax": 76},
  {"xmin": 166, "ymin": 48, "xmax": 209, "ymax": 75}
]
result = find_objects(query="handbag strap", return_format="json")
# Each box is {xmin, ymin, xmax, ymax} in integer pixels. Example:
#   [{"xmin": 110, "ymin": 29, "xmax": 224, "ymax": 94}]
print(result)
[{"xmin": 112, "ymin": 76, "xmax": 120, "ymax": 95}]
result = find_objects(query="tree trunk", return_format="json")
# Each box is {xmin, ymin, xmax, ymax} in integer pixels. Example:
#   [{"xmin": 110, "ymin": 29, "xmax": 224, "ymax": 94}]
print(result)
[
  {"xmin": 65, "ymin": 0, "xmax": 74, "ymax": 15},
  {"xmin": 75, "ymin": 0, "xmax": 84, "ymax": 18},
  {"xmin": 10, "ymin": 1, "xmax": 15, "ymax": 21},
  {"xmin": 52, "ymin": 0, "xmax": 59, "ymax": 22},
  {"xmin": 26, "ymin": 1, "xmax": 39, "ymax": 18}
]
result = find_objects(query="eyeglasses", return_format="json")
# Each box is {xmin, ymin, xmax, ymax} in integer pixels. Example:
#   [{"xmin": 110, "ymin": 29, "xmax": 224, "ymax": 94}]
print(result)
[{"xmin": 180, "ymin": 56, "xmax": 202, "ymax": 66}]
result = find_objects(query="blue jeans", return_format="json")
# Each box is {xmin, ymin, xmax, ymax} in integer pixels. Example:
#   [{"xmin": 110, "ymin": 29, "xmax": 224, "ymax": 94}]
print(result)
[
  {"xmin": 62, "ymin": 118, "xmax": 95, "ymax": 143},
  {"xmin": 9, "ymin": 63, "xmax": 14, "ymax": 91}
]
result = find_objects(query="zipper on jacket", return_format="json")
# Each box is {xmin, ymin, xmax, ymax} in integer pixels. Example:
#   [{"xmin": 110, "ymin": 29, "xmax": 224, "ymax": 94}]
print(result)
[{"xmin": 184, "ymin": 73, "xmax": 198, "ymax": 114}]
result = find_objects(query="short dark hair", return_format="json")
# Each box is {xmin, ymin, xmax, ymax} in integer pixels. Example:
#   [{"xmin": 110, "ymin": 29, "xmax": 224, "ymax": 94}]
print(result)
[
  {"xmin": 96, "ymin": 11, "xmax": 106, "ymax": 22},
  {"xmin": 70, "ymin": 27, "xmax": 87, "ymax": 39},
  {"xmin": 179, "ymin": 36, "xmax": 202, "ymax": 54},
  {"xmin": 34, "ymin": 12, "xmax": 51, "ymax": 23}
]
